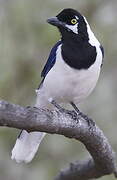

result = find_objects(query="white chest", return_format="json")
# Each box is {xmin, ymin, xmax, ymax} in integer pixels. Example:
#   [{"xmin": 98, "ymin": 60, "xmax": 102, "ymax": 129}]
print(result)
[{"xmin": 40, "ymin": 45, "xmax": 102, "ymax": 104}]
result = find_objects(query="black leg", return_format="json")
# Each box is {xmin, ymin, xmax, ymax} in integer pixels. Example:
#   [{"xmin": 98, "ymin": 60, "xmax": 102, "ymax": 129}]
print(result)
[
  {"xmin": 70, "ymin": 102, "xmax": 95, "ymax": 127},
  {"xmin": 51, "ymin": 100, "xmax": 65, "ymax": 113},
  {"xmin": 70, "ymin": 102, "xmax": 80, "ymax": 113},
  {"xmin": 51, "ymin": 100, "xmax": 74, "ymax": 115}
]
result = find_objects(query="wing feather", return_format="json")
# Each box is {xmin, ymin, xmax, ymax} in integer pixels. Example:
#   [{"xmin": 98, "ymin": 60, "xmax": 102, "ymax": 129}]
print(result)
[
  {"xmin": 41, "ymin": 41, "xmax": 61, "ymax": 78},
  {"xmin": 37, "ymin": 41, "xmax": 61, "ymax": 89}
]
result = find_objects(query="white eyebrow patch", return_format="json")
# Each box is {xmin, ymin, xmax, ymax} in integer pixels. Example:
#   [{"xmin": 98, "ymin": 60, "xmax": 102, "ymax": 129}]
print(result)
[
  {"xmin": 65, "ymin": 23, "xmax": 78, "ymax": 34},
  {"xmin": 75, "ymin": 16, "xmax": 79, "ymax": 20}
]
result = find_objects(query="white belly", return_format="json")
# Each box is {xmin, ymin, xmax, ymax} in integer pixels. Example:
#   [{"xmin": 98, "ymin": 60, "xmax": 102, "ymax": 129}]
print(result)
[{"xmin": 36, "ymin": 45, "xmax": 102, "ymax": 108}]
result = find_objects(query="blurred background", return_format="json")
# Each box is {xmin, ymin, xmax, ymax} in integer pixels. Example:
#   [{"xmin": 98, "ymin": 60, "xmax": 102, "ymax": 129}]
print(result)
[{"xmin": 0, "ymin": 0, "xmax": 117, "ymax": 179}]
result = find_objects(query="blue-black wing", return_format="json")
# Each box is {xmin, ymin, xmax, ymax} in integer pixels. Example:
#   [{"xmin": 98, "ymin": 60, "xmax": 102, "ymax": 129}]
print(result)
[
  {"xmin": 41, "ymin": 41, "xmax": 62, "ymax": 78},
  {"xmin": 37, "ymin": 41, "xmax": 62, "ymax": 89}
]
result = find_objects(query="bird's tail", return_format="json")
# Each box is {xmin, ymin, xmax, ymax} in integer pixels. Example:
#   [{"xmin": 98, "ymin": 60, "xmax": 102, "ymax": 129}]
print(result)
[{"xmin": 11, "ymin": 130, "xmax": 46, "ymax": 163}]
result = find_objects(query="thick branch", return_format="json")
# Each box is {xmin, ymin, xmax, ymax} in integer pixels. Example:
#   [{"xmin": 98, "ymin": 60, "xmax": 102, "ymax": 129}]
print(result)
[{"xmin": 0, "ymin": 100, "xmax": 116, "ymax": 180}]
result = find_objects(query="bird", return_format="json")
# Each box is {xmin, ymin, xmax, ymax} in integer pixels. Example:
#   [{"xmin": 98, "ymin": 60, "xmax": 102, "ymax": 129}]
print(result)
[{"xmin": 11, "ymin": 8, "xmax": 104, "ymax": 163}]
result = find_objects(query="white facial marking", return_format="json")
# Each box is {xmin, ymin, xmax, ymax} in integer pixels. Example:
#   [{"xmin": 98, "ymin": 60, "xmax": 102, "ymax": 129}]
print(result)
[
  {"xmin": 65, "ymin": 23, "xmax": 78, "ymax": 34},
  {"xmin": 83, "ymin": 16, "xmax": 103, "ymax": 66},
  {"xmin": 65, "ymin": 16, "xmax": 79, "ymax": 34}
]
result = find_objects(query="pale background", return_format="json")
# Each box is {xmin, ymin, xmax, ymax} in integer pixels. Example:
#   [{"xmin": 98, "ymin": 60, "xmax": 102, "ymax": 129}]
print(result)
[{"xmin": 0, "ymin": 0, "xmax": 117, "ymax": 179}]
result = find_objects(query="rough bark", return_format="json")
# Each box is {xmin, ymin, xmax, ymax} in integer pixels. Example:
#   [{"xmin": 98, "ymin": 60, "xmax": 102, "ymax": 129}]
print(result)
[{"xmin": 0, "ymin": 100, "xmax": 116, "ymax": 180}]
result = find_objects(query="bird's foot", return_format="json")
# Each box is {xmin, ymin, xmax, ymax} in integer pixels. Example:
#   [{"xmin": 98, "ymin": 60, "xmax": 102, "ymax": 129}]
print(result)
[
  {"xmin": 78, "ymin": 111, "xmax": 95, "ymax": 127},
  {"xmin": 26, "ymin": 106, "xmax": 39, "ymax": 111},
  {"xmin": 50, "ymin": 100, "xmax": 66, "ymax": 113},
  {"xmin": 70, "ymin": 102, "xmax": 95, "ymax": 127},
  {"xmin": 26, "ymin": 106, "xmax": 31, "ymax": 109},
  {"xmin": 50, "ymin": 100, "xmax": 76, "ymax": 118}
]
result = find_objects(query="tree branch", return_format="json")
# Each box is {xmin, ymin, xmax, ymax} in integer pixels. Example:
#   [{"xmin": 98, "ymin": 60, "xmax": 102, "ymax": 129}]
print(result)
[{"xmin": 0, "ymin": 99, "xmax": 116, "ymax": 180}]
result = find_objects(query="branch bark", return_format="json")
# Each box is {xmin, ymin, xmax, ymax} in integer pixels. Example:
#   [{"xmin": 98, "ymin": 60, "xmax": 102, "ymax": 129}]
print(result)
[{"xmin": 0, "ymin": 99, "xmax": 116, "ymax": 180}]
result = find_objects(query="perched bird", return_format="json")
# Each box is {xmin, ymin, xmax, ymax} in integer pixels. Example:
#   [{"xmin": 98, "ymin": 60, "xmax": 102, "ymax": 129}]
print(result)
[{"xmin": 11, "ymin": 8, "xmax": 104, "ymax": 163}]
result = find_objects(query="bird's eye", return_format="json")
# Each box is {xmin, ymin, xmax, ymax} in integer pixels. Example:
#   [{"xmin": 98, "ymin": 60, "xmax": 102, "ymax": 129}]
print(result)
[{"xmin": 71, "ymin": 18, "xmax": 77, "ymax": 25}]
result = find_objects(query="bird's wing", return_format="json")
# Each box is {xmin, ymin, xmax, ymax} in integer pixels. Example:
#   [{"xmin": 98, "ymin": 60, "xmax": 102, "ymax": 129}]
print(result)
[
  {"xmin": 41, "ymin": 40, "xmax": 62, "ymax": 78},
  {"xmin": 37, "ymin": 40, "xmax": 62, "ymax": 89}
]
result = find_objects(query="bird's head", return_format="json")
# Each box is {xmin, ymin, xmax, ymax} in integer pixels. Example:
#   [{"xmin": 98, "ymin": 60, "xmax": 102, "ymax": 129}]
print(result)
[{"xmin": 47, "ymin": 8, "xmax": 89, "ymax": 41}]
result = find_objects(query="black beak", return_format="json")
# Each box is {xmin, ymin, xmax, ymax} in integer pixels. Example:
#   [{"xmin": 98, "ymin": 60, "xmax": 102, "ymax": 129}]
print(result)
[{"xmin": 47, "ymin": 17, "xmax": 66, "ymax": 28}]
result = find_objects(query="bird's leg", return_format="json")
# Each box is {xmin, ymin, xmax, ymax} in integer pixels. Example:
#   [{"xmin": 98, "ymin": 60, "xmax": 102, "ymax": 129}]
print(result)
[
  {"xmin": 50, "ymin": 99, "xmax": 75, "ymax": 116},
  {"xmin": 70, "ymin": 102, "xmax": 95, "ymax": 127},
  {"xmin": 50, "ymin": 99, "xmax": 66, "ymax": 113},
  {"xmin": 70, "ymin": 102, "xmax": 80, "ymax": 113}
]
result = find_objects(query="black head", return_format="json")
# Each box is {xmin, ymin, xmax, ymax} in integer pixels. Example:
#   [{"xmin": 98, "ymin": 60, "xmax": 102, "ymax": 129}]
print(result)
[{"xmin": 47, "ymin": 8, "xmax": 89, "ymax": 41}]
